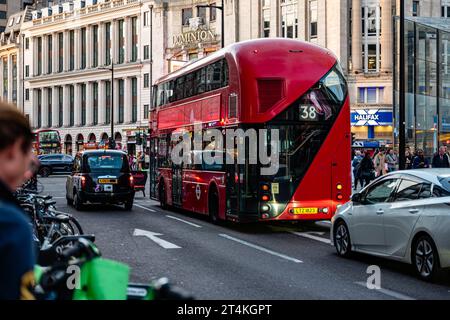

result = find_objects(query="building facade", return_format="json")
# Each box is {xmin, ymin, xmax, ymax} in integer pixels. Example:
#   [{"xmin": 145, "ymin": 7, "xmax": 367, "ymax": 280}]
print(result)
[
  {"xmin": 394, "ymin": 17, "xmax": 450, "ymax": 160},
  {"xmin": 0, "ymin": 0, "xmax": 34, "ymax": 33},
  {"xmin": 150, "ymin": 0, "xmax": 445, "ymax": 149},
  {"xmin": 23, "ymin": 0, "xmax": 153, "ymax": 155}
]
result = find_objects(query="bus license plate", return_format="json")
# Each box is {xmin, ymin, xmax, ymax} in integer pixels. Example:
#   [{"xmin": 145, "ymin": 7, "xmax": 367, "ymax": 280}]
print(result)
[
  {"xmin": 293, "ymin": 208, "xmax": 318, "ymax": 214},
  {"xmin": 99, "ymin": 179, "xmax": 118, "ymax": 184}
]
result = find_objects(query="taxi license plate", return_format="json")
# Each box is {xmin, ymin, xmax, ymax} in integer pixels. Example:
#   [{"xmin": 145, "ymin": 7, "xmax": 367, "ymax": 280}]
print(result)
[
  {"xmin": 99, "ymin": 179, "xmax": 118, "ymax": 184},
  {"xmin": 293, "ymin": 208, "xmax": 318, "ymax": 214}
]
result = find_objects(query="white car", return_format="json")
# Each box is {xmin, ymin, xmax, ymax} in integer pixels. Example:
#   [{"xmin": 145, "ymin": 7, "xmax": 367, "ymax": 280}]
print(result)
[{"xmin": 331, "ymin": 169, "xmax": 450, "ymax": 281}]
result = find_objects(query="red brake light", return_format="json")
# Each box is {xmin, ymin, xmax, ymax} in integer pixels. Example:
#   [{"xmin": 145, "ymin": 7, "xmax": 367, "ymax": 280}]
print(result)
[
  {"xmin": 261, "ymin": 195, "xmax": 270, "ymax": 202},
  {"xmin": 337, "ymin": 194, "xmax": 343, "ymax": 200},
  {"xmin": 129, "ymin": 175, "xmax": 134, "ymax": 187},
  {"xmin": 81, "ymin": 176, "xmax": 86, "ymax": 188}
]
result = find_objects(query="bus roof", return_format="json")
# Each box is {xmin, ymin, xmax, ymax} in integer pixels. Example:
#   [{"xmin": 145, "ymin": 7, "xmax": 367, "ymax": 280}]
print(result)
[{"xmin": 155, "ymin": 38, "xmax": 338, "ymax": 85}]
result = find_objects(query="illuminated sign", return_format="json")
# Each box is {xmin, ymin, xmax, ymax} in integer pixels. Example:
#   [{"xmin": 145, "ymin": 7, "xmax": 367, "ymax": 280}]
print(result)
[{"xmin": 351, "ymin": 110, "xmax": 393, "ymax": 126}]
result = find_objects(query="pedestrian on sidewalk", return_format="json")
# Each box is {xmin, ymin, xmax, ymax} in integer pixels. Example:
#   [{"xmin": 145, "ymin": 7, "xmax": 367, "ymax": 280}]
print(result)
[
  {"xmin": 352, "ymin": 150, "xmax": 363, "ymax": 190},
  {"xmin": 373, "ymin": 149, "xmax": 387, "ymax": 177},
  {"xmin": 385, "ymin": 149, "xmax": 398, "ymax": 172},
  {"xmin": 432, "ymin": 146, "xmax": 450, "ymax": 168},
  {"xmin": 405, "ymin": 149, "xmax": 413, "ymax": 170},
  {"xmin": 357, "ymin": 152, "xmax": 375, "ymax": 187},
  {"xmin": 412, "ymin": 149, "xmax": 429, "ymax": 169}
]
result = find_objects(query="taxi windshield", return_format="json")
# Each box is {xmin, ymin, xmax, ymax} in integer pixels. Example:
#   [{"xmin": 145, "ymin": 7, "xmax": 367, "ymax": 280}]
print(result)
[{"xmin": 85, "ymin": 153, "xmax": 129, "ymax": 173}]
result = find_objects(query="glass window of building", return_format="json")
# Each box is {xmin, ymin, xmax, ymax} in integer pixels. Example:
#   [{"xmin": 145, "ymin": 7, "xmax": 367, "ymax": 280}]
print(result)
[
  {"xmin": 37, "ymin": 37, "xmax": 42, "ymax": 75},
  {"xmin": 144, "ymin": 104, "xmax": 149, "ymax": 119},
  {"xmin": 2, "ymin": 56, "xmax": 7, "ymax": 99},
  {"xmin": 26, "ymin": 89, "xmax": 29, "ymax": 101},
  {"xmin": 81, "ymin": 28, "xmax": 87, "ymax": 69},
  {"xmin": 309, "ymin": 0, "xmax": 318, "ymax": 40},
  {"xmin": 105, "ymin": 80, "xmax": 111, "ymax": 125},
  {"xmin": 144, "ymin": 45, "xmax": 149, "ymax": 60},
  {"xmin": 144, "ymin": 73, "xmax": 150, "ymax": 88},
  {"xmin": 12, "ymin": 55, "xmax": 17, "ymax": 104},
  {"xmin": 93, "ymin": 25, "xmax": 98, "ymax": 68},
  {"xmin": 262, "ymin": 0, "xmax": 270, "ymax": 38},
  {"xmin": 131, "ymin": 17, "xmax": 138, "ymax": 62},
  {"xmin": 362, "ymin": 4, "xmax": 381, "ymax": 73},
  {"xmin": 198, "ymin": 7, "xmax": 207, "ymax": 22},
  {"xmin": 412, "ymin": 0, "xmax": 420, "ymax": 17},
  {"xmin": 119, "ymin": 79, "xmax": 124, "ymax": 124},
  {"xmin": 182, "ymin": 8, "xmax": 193, "ymax": 26},
  {"xmin": 105, "ymin": 22, "xmax": 111, "ymax": 65},
  {"xmin": 70, "ymin": 85, "xmax": 74, "ymax": 127},
  {"xmin": 69, "ymin": 30, "xmax": 75, "ymax": 71},
  {"xmin": 442, "ymin": 0, "xmax": 450, "ymax": 18},
  {"xmin": 210, "ymin": 3, "xmax": 217, "ymax": 21},
  {"xmin": 58, "ymin": 33, "xmax": 63, "ymax": 72},
  {"xmin": 93, "ymin": 82, "xmax": 98, "ymax": 125},
  {"xmin": 118, "ymin": 20, "xmax": 125, "ymax": 64},
  {"xmin": 48, "ymin": 35, "xmax": 52, "ymax": 74},
  {"xmin": 281, "ymin": 0, "xmax": 298, "ymax": 39},
  {"xmin": 132, "ymin": 77, "xmax": 138, "ymax": 123},
  {"xmin": 37, "ymin": 90, "xmax": 42, "ymax": 128},
  {"xmin": 48, "ymin": 88, "xmax": 52, "ymax": 127},
  {"xmin": 81, "ymin": 84, "xmax": 86, "ymax": 126},
  {"xmin": 59, "ymin": 87, "xmax": 63, "ymax": 127},
  {"xmin": 144, "ymin": 11, "xmax": 149, "ymax": 27}
]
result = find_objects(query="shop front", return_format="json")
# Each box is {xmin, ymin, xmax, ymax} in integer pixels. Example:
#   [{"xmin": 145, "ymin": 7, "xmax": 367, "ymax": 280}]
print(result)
[{"xmin": 351, "ymin": 108, "xmax": 393, "ymax": 148}]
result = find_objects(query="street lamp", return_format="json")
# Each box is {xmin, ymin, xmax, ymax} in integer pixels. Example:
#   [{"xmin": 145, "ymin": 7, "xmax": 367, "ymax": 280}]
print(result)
[
  {"xmin": 99, "ymin": 63, "xmax": 115, "ymax": 148},
  {"xmin": 196, "ymin": 0, "xmax": 225, "ymax": 48},
  {"xmin": 398, "ymin": 0, "xmax": 406, "ymax": 170}
]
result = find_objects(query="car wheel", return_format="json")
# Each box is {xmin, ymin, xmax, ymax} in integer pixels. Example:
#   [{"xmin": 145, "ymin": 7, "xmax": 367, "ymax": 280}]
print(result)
[
  {"xmin": 66, "ymin": 196, "xmax": 73, "ymax": 206},
  {"xmin": 125, "ymin": 200, "xmax": 133, "ymax": 211},
  {"xmin": 208, "ymin": 187, "xmax": 219, "ymax": 224},
  {"xmin": 73, "ymin": 192, "xmax": 84, "ymax": 211},
  {"xmin": 159, "ymin": 181, "xmax": 167, "ymax": 210},
  {"xmin": 39, "ymin": 167, "xmax": 51, "ymax": 178},
  {"xmin": 334, "ymin": 221, "xmax": 352, "ymax": 257},
  {"xmin": 412, "ymin": 235, "xmax": 441, "ymax": 282}
]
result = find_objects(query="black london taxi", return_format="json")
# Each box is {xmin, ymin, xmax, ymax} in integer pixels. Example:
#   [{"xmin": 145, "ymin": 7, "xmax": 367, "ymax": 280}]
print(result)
[{"xmin": 66, "ymin": 150, "xmax": 135, "ymax": 211}]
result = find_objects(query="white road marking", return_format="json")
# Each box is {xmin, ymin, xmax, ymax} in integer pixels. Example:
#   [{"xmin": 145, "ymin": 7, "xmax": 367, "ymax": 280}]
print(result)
[
  {"xmin": 219, "ymin": 234, "xmax": 303, "ymax": 263},
  {"xmin": 291, "ymin": 231, "xmax": 331, "ymax": 244},
  {"xmin": 133, "ymin": 228, "xmax": 181, "ymax": 249},
  {"xmin": 134, "ymin": 204, "xmax": 156, "ymax": 213},
  {"xmin": 354, "ymin": 282, "xmax": 416, "ymax": 300},
  {"xmin": 52, "ymin": 197, "xmax": 66, "ymax": 199},
  {"xmin": 166, "ymin": 215, "xmax": 202, "ymax": 228}
]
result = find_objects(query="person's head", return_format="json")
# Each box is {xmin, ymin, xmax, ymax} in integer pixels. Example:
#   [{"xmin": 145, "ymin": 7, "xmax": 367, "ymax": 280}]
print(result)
[
  {"xmin": 365, "ymin": 151, "xmax": 371, "ymax": 158},
  {"xmin": 405, "ymin": 150, "xmax": 411, "ymax": 157},
  {"xmin": 439, "ymin": 146, "xmax": 446, "ymax": 156},
  {"xmin": 355, "ymin": 150, "xmax": 361, "ymax": 157},
  {"xmin": 445, "ymin": 145, "xmax": 448, "ymax": 153},
  {"xmin": 417, "ymin": 149, "xmax": 424, "ymax": 157},
  {"xmin": 0, "ymin": 103, "xmax": 35, "ymax": 191}
]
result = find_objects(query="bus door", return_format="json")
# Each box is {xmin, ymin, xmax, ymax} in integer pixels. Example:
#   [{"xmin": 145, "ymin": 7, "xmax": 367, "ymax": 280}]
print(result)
[
  {"xmin": 149, "ymin": 138, "xmax": 158, "ymax": 200},
  {"xmin": 226, "ymin": 156, "xmax": 240, "ymax": 217},
  {"xmin": 172, "ymin": 164, "xmax": 183, "ymax": 206}
]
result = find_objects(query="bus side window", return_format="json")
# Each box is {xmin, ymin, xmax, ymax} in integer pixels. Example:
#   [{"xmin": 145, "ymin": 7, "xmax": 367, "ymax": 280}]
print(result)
[
  {"xmin": 175, "ymin": 76, "xmax": 185, "ymax": 101},
  {"xmin": 184, "ymin": 73, "xmax": 195, "ymax": 98},
  {"xmin": 167, "ymin": 81, "xmax": 175, "ymax": 103},
  {"xmin": 195, "ymin": 68, "xmax": 206, "ymax": 94},
  {"xmin": 222, "ymin": 59, "xmax": 229, "ymax": 87}
]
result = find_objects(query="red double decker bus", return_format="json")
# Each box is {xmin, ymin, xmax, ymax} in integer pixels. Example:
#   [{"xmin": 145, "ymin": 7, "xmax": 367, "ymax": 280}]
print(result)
[
  {"xmin": 149, "ymin": 38, "xmax": 351, "ymax": 223},
  {"xmin": 33, "ymin": 129, "xmax": 62, "ymax": 155}
]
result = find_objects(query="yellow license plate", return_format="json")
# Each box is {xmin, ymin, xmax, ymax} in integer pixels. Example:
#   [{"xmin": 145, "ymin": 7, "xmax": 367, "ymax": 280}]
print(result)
[
  {"xmin": 99, "ymin": 179, "xmax": 118, "ymax": 184},
  {"xmin": 293, "ymin": 208, "xmax": 318, "ymax": 214}
]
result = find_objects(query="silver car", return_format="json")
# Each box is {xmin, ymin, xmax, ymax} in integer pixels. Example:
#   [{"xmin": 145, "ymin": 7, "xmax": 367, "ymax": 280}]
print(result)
[{"xmin": 331, "ymin": 169, "xmax": 450, "ymax": 281}]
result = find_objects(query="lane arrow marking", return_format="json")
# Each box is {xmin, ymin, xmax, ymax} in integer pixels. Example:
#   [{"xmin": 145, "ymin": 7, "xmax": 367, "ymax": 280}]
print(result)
[{"xmin": 133, "ymin": 228, "xmax": 181, "ymax": 249}]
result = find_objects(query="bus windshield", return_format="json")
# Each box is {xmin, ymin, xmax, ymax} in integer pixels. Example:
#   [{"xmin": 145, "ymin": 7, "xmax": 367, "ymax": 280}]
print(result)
[{"xmin": 39, "ymin": 131, "xmax": 60, "ymax": 142}]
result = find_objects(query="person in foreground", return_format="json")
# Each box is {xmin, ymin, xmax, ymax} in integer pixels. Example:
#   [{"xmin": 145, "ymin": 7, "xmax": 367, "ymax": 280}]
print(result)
[{"xmin": 0, "ymin": 103, "xmax": 37, "ymax": 300}]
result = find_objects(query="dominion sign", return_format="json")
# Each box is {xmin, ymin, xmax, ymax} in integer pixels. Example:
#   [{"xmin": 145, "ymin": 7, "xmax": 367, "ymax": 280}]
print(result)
[{"xmin": 173, "ymin": 28, "xmax": 217, "ymax": 47}]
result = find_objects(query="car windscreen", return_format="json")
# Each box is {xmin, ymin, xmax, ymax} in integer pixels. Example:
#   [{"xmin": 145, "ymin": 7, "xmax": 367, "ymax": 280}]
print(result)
[
  {"xmin": 85, "ymin": 154, "xmax": 129, "ymax": 173},
  {"xmin": 439, "ymin": 176, "xmax": 450, "ymax": 193}
]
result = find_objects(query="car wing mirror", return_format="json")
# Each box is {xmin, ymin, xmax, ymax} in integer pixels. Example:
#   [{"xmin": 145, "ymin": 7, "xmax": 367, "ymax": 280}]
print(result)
[{"xmin": 351, "ymin": 193, "xmax": 361, "ymax": 203}]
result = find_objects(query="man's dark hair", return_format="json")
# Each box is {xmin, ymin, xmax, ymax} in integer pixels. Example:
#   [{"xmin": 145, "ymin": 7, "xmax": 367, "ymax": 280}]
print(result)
[{"xmin": 0, "ymin": 103, "xmax": 33, "ymax": 153}]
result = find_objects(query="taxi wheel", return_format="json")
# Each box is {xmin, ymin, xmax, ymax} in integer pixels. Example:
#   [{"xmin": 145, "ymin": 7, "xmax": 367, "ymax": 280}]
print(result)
[
  {"xmin": 125, "ymin": 200, "xmax": 134, "ymax": 211},
  {"xmin": 73, "ymin": 192, "xmax": 84, "ymax": 211},
  {"xmin": 39, "ymin": 167, "xmax": 51, "ymax": 178},
  {"xmin": 66, "ymin": 196, "xmax": 73, "ymax": 206}
]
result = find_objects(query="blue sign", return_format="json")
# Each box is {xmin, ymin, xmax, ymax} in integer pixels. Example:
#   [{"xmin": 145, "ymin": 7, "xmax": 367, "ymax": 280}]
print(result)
[{"xmin": 351, "ymin": 110, "xmax": 393, "ymax": 126}]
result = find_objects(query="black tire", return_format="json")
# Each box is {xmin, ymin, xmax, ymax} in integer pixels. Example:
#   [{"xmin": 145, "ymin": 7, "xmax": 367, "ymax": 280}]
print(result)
[
  {"xmin": 412, "ymin": 234, "xmax": 441, "ymax": 282},
  {"xmin": 68, "ymin": 216, "xmax": 83, "ymax": 235},
  {"xmin": 208, "ymin": 187, "xmax": 219, "ymax": 224},
  {"xmin": 39, "ymin": 167, "xmax": 51, "ymax": 178},
  {"xmin": 66, "ymin": 196, "xmax": 73, "ymax": 206},
  {"xmin": 73, "ymin": 192, "xmax": 84, "ymax": 211},
  {"xmin": 334, "ymin": 220, "xmax": 352, "ymax": 257},
  {"xmin": 124, "ymin": 200, "xmax": 134, "ymax": 211},
  {"xmin": 159, "ymin": 181, "xmax": 167, "ymax": 210}
]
